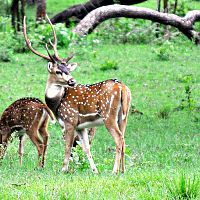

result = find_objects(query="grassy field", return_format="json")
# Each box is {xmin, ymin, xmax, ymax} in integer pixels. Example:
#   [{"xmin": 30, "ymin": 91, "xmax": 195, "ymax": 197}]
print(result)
[{"xmin": 1, "ymin": 0, "xmax": 200, "ymax": 199}]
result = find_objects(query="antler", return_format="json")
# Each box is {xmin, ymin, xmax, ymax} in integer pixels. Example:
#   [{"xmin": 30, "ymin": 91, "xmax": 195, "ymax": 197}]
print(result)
[
  {"xmin": 46, "ymin": 15, "xmax": 74, "ymax": 63},
  {"xmin": 23, "ymin": 16, "xmax": 74, "ymax": 63},
  {"xmin": 46, "ymin": 15, "xmax": 63, "ymax": 62},
  {"xmin": 23, "ymin": 16, "xmax": 52, "ymax": 61},
  {"xmin": 63, "ymin": 54, "xmax": 74, "ymax": 63},
  {"xmin": 45, "ymin": 44, "xmax": 56, "ymax": 62}
]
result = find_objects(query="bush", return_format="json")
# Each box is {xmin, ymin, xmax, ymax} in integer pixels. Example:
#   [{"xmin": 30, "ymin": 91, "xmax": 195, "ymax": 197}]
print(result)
[{"xmin": 33, "ymin": 21, "xmax": 76, "ymax": 48}]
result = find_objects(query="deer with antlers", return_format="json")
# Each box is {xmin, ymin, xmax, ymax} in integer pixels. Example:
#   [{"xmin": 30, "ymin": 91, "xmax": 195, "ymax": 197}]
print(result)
[
  {"xmin": 23, "ymin": 16, "xmax": 131, "ymax": 174},
  {"xmin": 0, "ymin": 98, "xmax": 54, "ymax": 167}
]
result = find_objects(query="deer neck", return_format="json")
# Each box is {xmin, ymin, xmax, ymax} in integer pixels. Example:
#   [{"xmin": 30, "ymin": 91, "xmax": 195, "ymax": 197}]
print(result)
[{"xmin": 45, "ymin": 76, "xmax": 65, "ymax": 116}]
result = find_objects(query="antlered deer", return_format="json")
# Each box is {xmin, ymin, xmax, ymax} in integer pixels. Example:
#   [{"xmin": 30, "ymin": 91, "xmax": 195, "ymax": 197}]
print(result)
[
  {"xmin": 23, "ymin": 16, "xmax": 131, "ymax": 174},
  {"xmin": 0, "ymin": 98, "xmax": 54, "ymax": 167}
]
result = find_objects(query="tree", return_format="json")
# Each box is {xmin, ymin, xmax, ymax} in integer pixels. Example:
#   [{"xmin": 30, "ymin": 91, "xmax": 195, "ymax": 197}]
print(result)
[
  {"xmin": 73, "ymin": 5, "xmax": 200, "ymax": 44},
  {"xmin": 11, "ymin": 0, "xmax": 25, "ymax": 32},
  {"xmin": 36, "ymin": 0, "xmax": 46, "ymax": 21},
  {"xmin": 50, "ymin": 0, "xmax": 147, "ymax": 26}
]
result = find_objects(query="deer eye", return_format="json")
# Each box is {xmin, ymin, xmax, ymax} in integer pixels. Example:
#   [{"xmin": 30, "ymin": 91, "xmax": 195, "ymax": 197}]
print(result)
[{"xmin": 56, "ymin": 71, "xmax": 62, "ymax": 75}]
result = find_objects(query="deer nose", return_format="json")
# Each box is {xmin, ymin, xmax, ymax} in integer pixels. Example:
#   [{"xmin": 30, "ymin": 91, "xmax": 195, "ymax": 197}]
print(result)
[{"xmin": 68, "ymin": 78, "xmax": 76, "ymax": 87}]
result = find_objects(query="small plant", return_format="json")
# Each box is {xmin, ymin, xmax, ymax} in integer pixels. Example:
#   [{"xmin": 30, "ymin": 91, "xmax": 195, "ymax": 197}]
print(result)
[
  {"xmin": 70, "ymin": 145, "xmax": 89, "ymax": 172},
  {"xmin": 177, "ymin": 74, "xmax": 196, "ymax": 111},
  {"xmin": 157, "ymin": 105, "xmax": 171, "ymax": 119},
  {"xmin": 100, "ymin": 60, "xmax": 119, "ymax": 71},
  {"xmin": 166, "ymin": 173, "xmax": 199, "ymax": 199},
  {"xmin": 153, "ymin": 41, "xmax": 174, "ymax": 61}
]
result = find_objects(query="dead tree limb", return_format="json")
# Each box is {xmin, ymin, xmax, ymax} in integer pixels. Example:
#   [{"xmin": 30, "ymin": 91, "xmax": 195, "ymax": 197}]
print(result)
[
  {"xmin": 50, "ymin": 0, "xmax": 147, "ymax": 26},
  {"xmin": 73, "ymin": 5, "xmax": 200, "ymax": 43}
]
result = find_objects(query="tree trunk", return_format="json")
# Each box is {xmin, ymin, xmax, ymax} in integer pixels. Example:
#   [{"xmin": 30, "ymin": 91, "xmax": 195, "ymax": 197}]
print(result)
[
  {"xmin": 73, "ymin": 5, "xmax": 200, "ymax": 44},
  {"xmin": 173, "ymin": 0, "xmax": 178, "ymax": 14},
  {"xmin": 157, "ymin": 0, "xmax": 161, "ymax": 12},
  {"xmin": 163, "ymin": 0, "xmax": 170, "ymax": 39},
  {"xmin": 36, "ymin": 0, "xmax": 46, "ymax": 21},
  {"xmin": 11, "ymin": 0, "xmax": 25, "ymax": 32},
  {"xmin": 163, "ymin": 0, "xmax": 168, "ymax": 13},
  {"xmin": 50, "ymin": 0, "xmax": 147, "ymax": 26}
]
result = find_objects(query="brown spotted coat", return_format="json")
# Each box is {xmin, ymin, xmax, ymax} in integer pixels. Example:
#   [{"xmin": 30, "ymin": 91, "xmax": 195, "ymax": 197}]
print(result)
[{"xmin": 0, "ymin": 97, "xmax": 54, "ymax": 167}]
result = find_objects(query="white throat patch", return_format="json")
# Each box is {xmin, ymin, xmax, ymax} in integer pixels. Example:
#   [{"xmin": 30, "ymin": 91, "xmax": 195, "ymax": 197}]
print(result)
[{"xmin": 46, "ymin": 85, "xmax": 64, "ymax": 99}]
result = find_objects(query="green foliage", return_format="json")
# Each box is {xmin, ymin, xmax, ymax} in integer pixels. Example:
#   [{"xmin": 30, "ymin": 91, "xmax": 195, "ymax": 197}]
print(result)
[
  {"xmin": 169, "ymin": 0, "xmax": 191, "ymax": 16},
  {"xmin": 0, "ymin": 0, "xmax": 10, "ymax": 16},
  {"xmin": 153, "ymin": 41, "xmax": 174, "ymax": 61},
  {"xmin": 0, "ymin": 48, "xmax": 13, "ymax": 62},
  {"xmin": 0, "ymin": 16, "xmax": 11, "ymax": 32},
  {"xmin": 34, "ymin": 22, "xmax": 76, "ymax": 48},
  {"xmin": 70, "ymin": 145, "xmax": 89, "ymax": 172},
  {"xmin": 96, "ymin": 19, "xmax": 158, "ymax": 45}
]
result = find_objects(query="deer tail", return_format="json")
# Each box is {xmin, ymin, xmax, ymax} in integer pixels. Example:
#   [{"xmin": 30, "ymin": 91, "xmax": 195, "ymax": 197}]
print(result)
[
  {"xmin": 121, "ymin": 86, "xmax": 131, "ymax": 123},
  {"xmin": 44, "ymin": 105, "xmax": 55, "ymax": 121}
]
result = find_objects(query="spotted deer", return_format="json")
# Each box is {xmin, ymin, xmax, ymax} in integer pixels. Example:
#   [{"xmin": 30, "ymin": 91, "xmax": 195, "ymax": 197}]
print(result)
[
  {"xmin": 23, "ymin": 16, "xmax": 131, "ymax": 174},
  {"xmin": 0, "ymin": 98, "xmax": 54, "ymax": 167}
]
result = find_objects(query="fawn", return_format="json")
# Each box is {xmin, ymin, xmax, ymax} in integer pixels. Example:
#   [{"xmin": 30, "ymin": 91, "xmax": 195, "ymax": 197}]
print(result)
[{"xmin": 0, "ymin": 97, "xmax": 54, "ymax": 167}]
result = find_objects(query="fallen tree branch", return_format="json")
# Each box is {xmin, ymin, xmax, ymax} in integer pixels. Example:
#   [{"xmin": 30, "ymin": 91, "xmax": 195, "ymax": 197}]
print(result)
[
  {"xmin": 50, "ymin": 0, "xmax": 147, "ymax": 26},
  {"xmin": 73, "ymin": 5, "xmax": 200, "ymax": 43}
]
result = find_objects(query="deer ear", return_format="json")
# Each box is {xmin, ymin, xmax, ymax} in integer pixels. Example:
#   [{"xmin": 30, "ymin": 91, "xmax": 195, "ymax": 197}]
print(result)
[
  {"xmin": 68, "ymin": 63, "xmax": 77, "ymax": 72},
  {"xmin": 47, "ymin": 62, "xmax": 54, "ymax": 72}
]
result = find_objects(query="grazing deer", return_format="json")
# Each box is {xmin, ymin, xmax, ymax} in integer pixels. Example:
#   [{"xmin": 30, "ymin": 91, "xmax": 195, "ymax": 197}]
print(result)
[
  {"xmin": 23, "ymin": 16, "xmax": 131, "ymax": 174},
  {"xmin": 0, "ymin": 98, "xmax": 54, "ymax": 167}
]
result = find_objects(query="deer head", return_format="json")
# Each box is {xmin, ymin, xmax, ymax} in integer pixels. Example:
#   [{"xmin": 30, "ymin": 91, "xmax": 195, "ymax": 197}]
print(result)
[{"xmin": 23, "ymin": 15, "xmax": 77, "ymax": 87}]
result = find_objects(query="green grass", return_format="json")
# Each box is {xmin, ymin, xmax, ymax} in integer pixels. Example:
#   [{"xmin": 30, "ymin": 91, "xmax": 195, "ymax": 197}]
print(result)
[
  {"xmin": 1, "ymin": 0, "xmax": 200, "ymax": 199},
  {"xmin": 0, "ymin": 41, "xmax": 200, "ymax": 199}
]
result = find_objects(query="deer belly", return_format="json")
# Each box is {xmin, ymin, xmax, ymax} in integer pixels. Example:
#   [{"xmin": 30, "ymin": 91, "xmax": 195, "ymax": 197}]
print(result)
[{"xmin": 77, "ymin": 114, "xmax": 104, "ymax": 130}]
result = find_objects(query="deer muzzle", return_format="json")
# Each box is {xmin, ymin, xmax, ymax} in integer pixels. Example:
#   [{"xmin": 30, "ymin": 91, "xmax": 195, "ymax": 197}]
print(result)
[{"xmin": 68, "ymin": 78, "xmax": 76, "ymax": 87}]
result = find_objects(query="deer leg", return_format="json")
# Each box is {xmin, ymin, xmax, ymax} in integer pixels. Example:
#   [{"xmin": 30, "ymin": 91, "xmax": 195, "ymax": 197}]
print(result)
[
  {"xmin": 27, "ymin": 130, "xmax": 44, "ymax": 167},
  {"xmin": 0, "ymin": 134, "xmax": 5, "ymax": 159},
  {"xmin": 18, "ymin": 135, "xmax": 25, "ymax": 166},
  {"xmin": 104, "ymin": 120, "xmax": 124, "ymax": 174},
  {"xmin": 88, "ymin": 128, "xmax": 96, "ymax": 146},
  {"xmin": 38, "ymin": 118, "xmax": 49, "ymax": 167},
  {"xmin": 77, "ymin": 129, "xmax": 98, "ymax": 174},
  {"xmin": 118, "ymin": 110, "xmax": 128, "ymax": 173},
  {"xmin": 62, "ymin": 124, "xmax": 75, "ymax": 172},
  {"xmin": 120, "ymin": 138, "xmax": 125, "ymax": 173}
]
